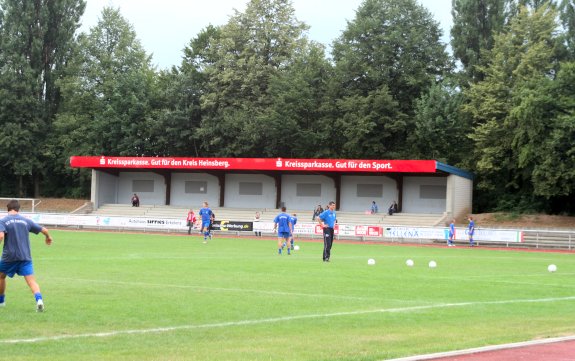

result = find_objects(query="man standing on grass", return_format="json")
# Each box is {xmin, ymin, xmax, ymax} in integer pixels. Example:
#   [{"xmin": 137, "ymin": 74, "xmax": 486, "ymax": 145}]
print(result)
[
  {"xmin": 0, "ymin": 199, "xmax": 53, "ymax": 312},
  {"xmin": 273, "ymin": 207, "xmax": 293, "ymax": 255},
  {"xmin": 448, "ymin": 219, "xmax": 456, "ymax": 247},
  {"xmin": 199, "ymin": 201, "xmax": 213, "ymax": 244},
  {"xmin": 468, "ymin": 216, "xmax": 475, "ymax": 246},
  {"xmin": 318, "ymin": 201, "xmax": 337, "ymax": 262}
]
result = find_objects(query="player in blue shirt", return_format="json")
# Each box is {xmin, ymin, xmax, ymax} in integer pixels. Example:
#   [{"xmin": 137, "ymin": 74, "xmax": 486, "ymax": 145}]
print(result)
[
  {"xmin": 448, "ymin": 219, "xmax": 455, "ymax": 247},
  {"xmin": 0, "ymin": 200, "xmax": 53, "ymax": 312},
  {"xmin": 198, "ymin": 201, "xmax": 213, "ymax": 243},
  {"xmin": 468, "ymin": 216, "xmax": 475, "ymax": 246},
  {"xmin": 318, "ymin": 201, "xmax": 337, "ymax": 262},
  {"xmin": 273, "ymin": 207, "xmax": 293, "ymax": 255},
  {"xmin": 288, "ymin": 213, "xmax": 297, "ymax": 250}
]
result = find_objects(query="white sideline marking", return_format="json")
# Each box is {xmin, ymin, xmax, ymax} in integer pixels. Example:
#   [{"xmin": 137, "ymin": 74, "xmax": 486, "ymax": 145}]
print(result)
[
  {"xmin": 385, "ymin": 335, "xmax": 575, "ymax": 361},
  {"xmin": 2, "ymin": 296, "xmax": 575, "ymax": 345}
]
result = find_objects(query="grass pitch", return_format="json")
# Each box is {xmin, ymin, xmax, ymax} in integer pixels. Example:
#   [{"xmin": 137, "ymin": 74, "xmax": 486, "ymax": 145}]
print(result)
[{"xmin": 1, "ymin": 231, "xmax": 574, "ymax": 361}]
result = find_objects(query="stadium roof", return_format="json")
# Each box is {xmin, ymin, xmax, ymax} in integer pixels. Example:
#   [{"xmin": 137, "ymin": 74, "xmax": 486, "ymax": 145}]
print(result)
[{"xmin": 70, "ymin": 156, "xmax": 473, "ymax": 180}]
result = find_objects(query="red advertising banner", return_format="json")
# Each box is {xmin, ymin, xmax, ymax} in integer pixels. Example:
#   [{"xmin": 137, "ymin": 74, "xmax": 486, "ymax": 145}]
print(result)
[
  {"xmin": 70, "ymin": 156, "xmax": 437, "ymax": 173},
  {"xmin": 354, "ymin": 225, "xmax": 383, "ymax": 237}
]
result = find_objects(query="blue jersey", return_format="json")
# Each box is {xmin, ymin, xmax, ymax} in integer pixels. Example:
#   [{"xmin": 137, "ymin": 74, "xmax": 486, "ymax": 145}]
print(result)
[
  {"xmin": 449, "ymin": 222, "xmax": 455, "ymax": 236},
  {"xmin": 468, "ymin": 220, "xmax": 475, "ymax": 235},
  {"xmin": 199, "ymin": 207, "xmax": 213, "ymax": 223},
  {"xmin": 289, "ymin": 215, "xmax": 297, "ymax": 228},
  {"xmin": 274, "ymin": 212, "xmax": 292, "ymax": 233},
  {"xmin": 319, "ymin": 209, "xmax": 337, "ymax": 228},
  {"xmin": 0, "ymin": 214, "xmax": 42, "ymax": 262}
]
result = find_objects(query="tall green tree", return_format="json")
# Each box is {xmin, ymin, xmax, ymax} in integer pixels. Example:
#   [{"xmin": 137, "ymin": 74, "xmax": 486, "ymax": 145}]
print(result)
[
  {"xmin": 264, "ymin": 42, "xmax": 334, "ymax": 157},
  {"xmin": 0, "ymin": 0, "xmax": 85, "ymax": 196},
  {"xmin": 411, "ymin": 80, "xmax": 470, "ymax": 164},
  {"xmin": 55, "ymin": 7, "xmax": 156, "ymax": 159},
  {"xmin": 149, "ymin": 25, "xmax": 224, "ymax": 157},
  {"xmin": 464, "ymin": 4, "xmax": 566, "ymax": 211},
  {"xmin": 450, "ymin": 0, "xmax": 511, "ymax": 84},
  {"xmin": 330, "ymin": 0, "xmax": 451, "ymax": 158},
  {"xmin": 196, "ymin": 0, "xmax": 310, "ymax": 156},
  {"xmin": 559, "ymin": 0, "xmax": 575, "ymax": 58}
]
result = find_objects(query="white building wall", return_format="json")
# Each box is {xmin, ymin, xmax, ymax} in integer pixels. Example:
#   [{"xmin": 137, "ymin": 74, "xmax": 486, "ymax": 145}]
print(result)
[
  {"xmin": 224, "ymin": 174, "xmax": 276, "ymax": 209},
  {"xmin": 118, "ymin": 172, "xmax": 166, "ymax": 206},
  {"xmin": 340, "ymin": 175, "xmax": 397, "ymax": 212},
  {"xmin": 91, "ymin": 169, "xmax": 471, "ymax": 214},
  {"xmin": 170, "ymin": 173, "xmax": 220, "ymax": 208},
  {"xmin": 402, "ymin": 176, "xmax": 447, "ymax": 214},
  {"xmin": 451, "ymin": 175, "xmax": 473, "ymax": 219},
  {"xmin": 281, "ymin": 175, "xmax": 336, "ymax": 211},
  {"xmin": 93, "ymin": 170, "xmax": 118, "ymax": 208}
]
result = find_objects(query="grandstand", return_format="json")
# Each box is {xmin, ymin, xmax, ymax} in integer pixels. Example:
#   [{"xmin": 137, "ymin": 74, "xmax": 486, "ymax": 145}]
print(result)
[{"xmin": 91, "ymin": 204, "xmax": 444, "ymax": 227}]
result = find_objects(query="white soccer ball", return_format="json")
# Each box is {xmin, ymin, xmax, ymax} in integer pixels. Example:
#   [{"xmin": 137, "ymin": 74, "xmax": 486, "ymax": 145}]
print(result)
[
  {"xmin": 406, "ymin": 259, "xmax": 414, "ymax": 267},
  {"xmin": 294, "ymin": 245, "xmax": 300, "ymax": 251},
  {"xmin": 428, "ymin": 260, "xmax": 437, "ymax": 268},
  {"xmin": 548, "ymin": 264, "xmax": 557, "ymax": 273},
  {"xmin": 367, "ymin": 258, "xmax": 376, "ymax": 265}
]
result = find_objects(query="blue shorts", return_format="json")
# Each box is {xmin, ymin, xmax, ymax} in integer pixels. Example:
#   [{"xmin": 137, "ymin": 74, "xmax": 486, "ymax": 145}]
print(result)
[
  {"xmin": 202, "ymin": 221, "xmax": 211, "ymax": 229},
  {"xmin": 278, "ymin": 231, "xmax": 290, "ymax": 239},
  {"xmin": 0, "ymin": 260, "xmax": 34, "ymax": 278}
]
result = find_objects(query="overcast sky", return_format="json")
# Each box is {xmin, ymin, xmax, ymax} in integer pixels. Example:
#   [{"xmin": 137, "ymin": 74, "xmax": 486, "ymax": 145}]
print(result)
[{"xmin": 80, "ymin": 0, "xmax": 453, "ymax": 69}]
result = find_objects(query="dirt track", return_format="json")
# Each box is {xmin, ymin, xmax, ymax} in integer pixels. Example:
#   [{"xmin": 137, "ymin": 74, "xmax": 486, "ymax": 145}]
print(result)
[{"xmin": 396, "ymin": 337, "xmax": 575, "ymax": 361}]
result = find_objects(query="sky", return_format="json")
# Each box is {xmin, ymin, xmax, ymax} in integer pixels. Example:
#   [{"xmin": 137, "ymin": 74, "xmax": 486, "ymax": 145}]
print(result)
[{"xmin": 80, "ymin": 0, "xmax": 453, "ymax": 69}]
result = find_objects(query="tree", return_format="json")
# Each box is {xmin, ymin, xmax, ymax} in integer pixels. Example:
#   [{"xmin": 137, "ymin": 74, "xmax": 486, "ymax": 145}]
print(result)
[
  {"xmin": 147, "ymin": 25, "xmax": 225, "ymax": 157},
  {"xmin": 531, "ymin": 62, "xmax": 575, "ymax": 213},
  {"xmin": 0, "ymin": 0, "xmax": 85, "ymax": 196},
  {"xmin": 55, "ymin": 7, "xmax": 156, "ymax": 158},
  {"xmin": 196, "ymin": 0, "xmax": 310, "ymax": 156},
  {"xmin": 464, "ymin": 4, "xmax": 566, "ymax": 211},
  {"xmin": 559, "ymin": 0, "xmax": 575, "ymax": 58},
  {"xmin": 330, "ymin": 0, "xmax": 451, "ymax": 158},
  {"xmin": 450, "ymin": 0, "xmax": 512, "ymax": 84},
  {"xmin": 411, "ymin": 80, "xmax": 470, "ymax": 165},
  {"xmin": 263, "ymin": 42, "xmax": 334, "ymax": 158}
]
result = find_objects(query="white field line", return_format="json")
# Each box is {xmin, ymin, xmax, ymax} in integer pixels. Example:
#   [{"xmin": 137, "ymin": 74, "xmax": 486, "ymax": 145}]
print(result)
[
  {"xmin": 385, "ymin": 335, "xmax": 575, "ymax": 361},
  {"xmin": 2, "ymin": 296, "xmax": 575, "ymax": 345}
]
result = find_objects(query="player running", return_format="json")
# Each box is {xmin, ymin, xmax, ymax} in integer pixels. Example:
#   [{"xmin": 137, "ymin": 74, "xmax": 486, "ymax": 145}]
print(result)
[
  {"xmin": 199, "ymin": 201, "xmax": 213, "ymax": 243},
  {"xmin": 273, "ymin": 207, "xmax": 293, "ymax": 255},
  {"xmin": 0, "ymin": 199, "xmax": 53, "ymax": 312},
  {"xmin": 288, "ymin": 213, "xmax": 297, "ymax": 250}
]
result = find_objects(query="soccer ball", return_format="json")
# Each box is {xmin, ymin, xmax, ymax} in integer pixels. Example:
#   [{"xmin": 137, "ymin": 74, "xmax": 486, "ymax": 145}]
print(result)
[
  {"xmin": 428, "ymin": 260, "xmax": 437, "ymax": 268},
  {"xmin": 406, "ymin": 259, "xmax": 414, "ymax": 267},
  {"xmin": 548, "ymin": 264, "xmax": 557, "ymax": 273},
  {"xmin": 294, "ymin": 245, "xmax": 300, "ymax": 251},
  {"xmin": 367, "ymin": 258, "xmax": 376, "ymax": 265}
]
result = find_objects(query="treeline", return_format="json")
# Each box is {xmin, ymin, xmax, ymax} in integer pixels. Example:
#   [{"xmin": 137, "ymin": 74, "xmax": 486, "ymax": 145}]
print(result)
[{"xmin": 0, "ymin": 0, "xmax": 573, "ymax": 214}]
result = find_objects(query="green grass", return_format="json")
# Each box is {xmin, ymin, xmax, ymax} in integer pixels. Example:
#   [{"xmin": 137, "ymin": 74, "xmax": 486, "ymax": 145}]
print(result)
[{"xmin": 1, "ymin": 231, "xmax": 574, "ymax": 361}]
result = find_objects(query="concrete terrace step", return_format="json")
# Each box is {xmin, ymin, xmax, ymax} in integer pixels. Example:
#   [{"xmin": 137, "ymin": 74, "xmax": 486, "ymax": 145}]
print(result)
[{"xmin": 92, "ymin": 204, "xmax": 443, "ymax": 227}]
